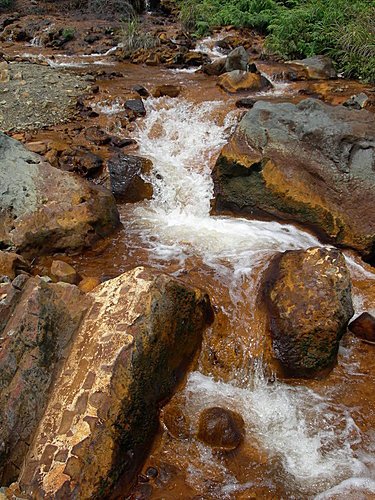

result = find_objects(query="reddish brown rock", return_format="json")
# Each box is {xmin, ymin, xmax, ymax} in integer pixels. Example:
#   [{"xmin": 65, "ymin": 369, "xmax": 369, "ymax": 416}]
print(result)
[
  {"xmin": 78, "ymin": 276, "xmax": 101, "ymax": 293},
  {"xmin": 202, "ymin": 57, "xmax": 226, "ymax": 76},
  {"xmin": 265, "ymin": 247, "xmax": 354, "ymax": 378},
  {"xmin": 0, "ymin": 132, "xmax": 120, "ymax": 257},
  {"xmin": 349, "ymin": 312, "xmax": 375, "ymax": 343},
  {"xmin": 14, "ymin": 267, "xmax": 213, "ymax": 499},
  {"xmin": 0, "ymin": 277, "xmax": 87, "ymax": 484},
  {"xmin": 152, "ymin": 84, "xmax": 181, "ymax": 98},
  {"xmin": 217, "ymin": 70, "xmax": 271, "ymax": 93},
  {"xmin": 197, "ymin": 407, "xmax": 245, "ymax": 451},
  {"xmin": 160, "ymin": 398, "xmax": 191, "ymax": 440},
  {"xmin": 50, "ymin": 260, "xmax": 80, "ymax": 285},
  {"xmin": 0, "ymin": 251, "xmax": 28, "ymax": 280}
]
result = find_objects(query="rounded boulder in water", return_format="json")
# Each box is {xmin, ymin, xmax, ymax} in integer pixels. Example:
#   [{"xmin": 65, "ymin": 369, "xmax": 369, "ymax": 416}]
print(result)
[{"xmin": 197, "ymin": 406, "xmax": 245, "ymax": 451}]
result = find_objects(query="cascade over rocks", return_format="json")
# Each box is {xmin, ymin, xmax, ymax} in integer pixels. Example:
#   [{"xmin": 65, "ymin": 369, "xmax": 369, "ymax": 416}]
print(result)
[
  {"xmin": 1, "ymin": 268, "xmax": 213, "ymax": 498},
  {"xmin": 213, "ymin": 99, "xmax": 375, "ymax": 260},
  {"xmin": 0, "ymin": 132, "xmax": 120, "ymax": 256},
  {"xmin": 264, "ymin": 247, "xmax": 354, "ymax": 378}
]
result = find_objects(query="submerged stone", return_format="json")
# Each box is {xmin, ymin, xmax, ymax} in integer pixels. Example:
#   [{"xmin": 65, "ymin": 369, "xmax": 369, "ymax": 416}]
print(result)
[{"xmin": 197, "ymin": 406, "xmax": 245, "ymax": 451}]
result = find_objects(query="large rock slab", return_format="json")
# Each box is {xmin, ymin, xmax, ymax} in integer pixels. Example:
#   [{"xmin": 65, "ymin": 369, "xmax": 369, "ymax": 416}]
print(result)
[
  {"xmin": 0, "ymin": 132, "xmax": 120, "ymax": 256},
  {"xmin": 213, "ymin": 99, "xmax": 375, "ymax": 260},
  {"xmin": 264, "ymin": 247, "xmax": 353, "ymax": 377},
  {"xmin": 14, "ymin": 267, "xmax": 213, "ymax": 498},
  {"xmin": 0, "ymin": 276, "xmax": 86, "ymax": 484}
]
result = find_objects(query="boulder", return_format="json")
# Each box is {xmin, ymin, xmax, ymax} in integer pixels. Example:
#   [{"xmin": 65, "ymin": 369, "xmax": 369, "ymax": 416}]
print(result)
[
  {"xmin": 224, "ymin": 46, "xmax": 249, "ymax": 73},
  {"xmin": 217, "ymin": 70, "xmax": 272, "ymax": 93},
  {"xmin": 0, "ymin": 132, "xmax": 120, "ymax": 256},
  {"xmin": 290, "ymin": 55, "xmax": 337, "ymax": 79},
  {"xmin": 107, "ymin": 153, "xmax": 153, "ymax": 203},
  {"xmin": 0, "ymin": 276, "xmax": 87, "ymax": 484},
  {"xmin": 202, "ymin": 57, "xmax": 226, "ymax": 76},
  {"xmin": 349, "ymin": 312, "xmax": 375, "ymax": 343},
  {"xmin": 213, "ymin": 99, "xmax": 375, "ymax": 260},
  {"xmin": 197, "ymin": 407, "xmax": 245, "ymax": 451},
  {"xmin": 235, "ymin": 97, "xmax": 257, "ymax": 109},
  {"xmin": 264, "ymin": 247, "xmax": 354, "ymax": 378},
  {"xmin": 15, "ymin": 267, "xmax": 213, "ymax": 498},
  {"xmin": 124, "ymin": 98, "xmax": 146, "ymax": 117}
]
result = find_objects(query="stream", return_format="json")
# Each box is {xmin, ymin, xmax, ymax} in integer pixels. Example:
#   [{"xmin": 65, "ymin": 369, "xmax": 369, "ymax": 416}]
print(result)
[{"xmin": 6, "ymin": 31, "xmax": 375, "ymax": 499}]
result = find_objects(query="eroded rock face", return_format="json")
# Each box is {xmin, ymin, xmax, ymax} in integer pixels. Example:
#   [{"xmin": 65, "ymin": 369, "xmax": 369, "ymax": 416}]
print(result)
[
  {"xmin": 0, "ymin": 133, "xmax": 120, "ymax": 256},
  {"xmin": 16, "ymin": 267, "xmax": 213, "ymax": 499},
  {"xmin": 0, "ymin": 276, "xmax": 87, "ymax": 484},
  {"xmin": 213, "ymin": 99, "xmax": 375, "ymax": 260},
  {"xmin": 265, "ymin": 247, "xmax": 354, "ymax": 378},
  {"xmin": 197, "ymin": 407, "xmax": 245, "ymax": 451}
]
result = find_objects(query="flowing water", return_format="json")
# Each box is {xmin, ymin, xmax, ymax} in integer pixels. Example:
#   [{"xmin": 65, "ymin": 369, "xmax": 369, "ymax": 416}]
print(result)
[
  {"xmin": 8, "ymin": 31, "xmax": 375, "ymax": 498},
  {"xmin": 115, "ymin": 95, "xmax": 375, "ymax": 499}
]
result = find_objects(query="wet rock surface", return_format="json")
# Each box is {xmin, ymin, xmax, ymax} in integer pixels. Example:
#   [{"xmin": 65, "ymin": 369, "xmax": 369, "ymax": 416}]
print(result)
[
  {"xmin": 13, "ymin": 267, "xmax": 213, "ymax": 499},
  {"xmin": 0, "ymin": 276, "xmax": 87, "ymax": 484},
  {"xmin": 290, "ymin": 55, "xmax": 337, "ymax": 80},
  {"xmin": 349, "ymin": 312, "xmax": 375, "ymax": 343},
  {"xmin": 218, "ymin": 70, "xmax": 271, "ymax": 93},
  {"xmin": 108, "ymin": 152, "xmax": 153, "ymax": 203},
  {"xmin": 197, "ymin": 406, "xmax": 245, "ymax": 451},
  {"xmin": 265, "ymin": 247, "xmax": 354, "ymax": 378},
  {"xmin": 0, "ymin": 132, "xmax": 120, "ymax": 256},
  {"xmin": 213, "ymin": 98, "xmax": 375, "ymax": 260}
]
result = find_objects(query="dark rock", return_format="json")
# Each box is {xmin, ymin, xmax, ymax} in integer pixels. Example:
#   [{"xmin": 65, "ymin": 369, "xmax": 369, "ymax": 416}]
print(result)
[
  {"xmin": 235, "ymin": 97, "xmax": 257, "ymax": 109},
  {"xmin": 58, "ymin": 147, "xmax": 103, "ymax": 177},
  {"xmin": 84, "ymin": 34, "xmax": 101, "ymax": 44},
  {"xmin": 0, "ymin": 132, "xmax": 120, "ymax": 256},
  {"xmin": 197, "ymin": 407, "xmax": 245, "ymax": 451},
  {"xmin": 202, "ymin": 57, "xmax": 226, "ymax": 76},
  {"xmin": 265, "ymin": 247, "xmax": 354, "ymax": 378},
  {"xmin": 213, "ymin": 99, "xmax": 375, "ymax": 259},
  {"xmin": 349, "ymin": 312, "xmax": 375, "ymax": 343},
  {"xmin": 108, "ymin": 153, "xmax": 153, "ymax": 203},
  {"xmin": 124, "ymin": 98, "xmax": 146, "ymax": 117},
  {"xmin": 132, "ymin": 84, "xmax": 150, "ymax": 98},
  {"xmin": 224, "ymin": 46, "xmax": 249, "ymax": 73}
]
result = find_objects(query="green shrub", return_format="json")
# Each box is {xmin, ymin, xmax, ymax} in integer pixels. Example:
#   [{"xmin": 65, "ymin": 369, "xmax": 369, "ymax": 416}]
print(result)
[
  {"xmin": 119, "ymin": 15, "xmax": 160, "ymax": 51},
  {"xmin": 176, "ymin": 0, "xmax": 375, "ymax": 82},
  {"xmin": 0, "ymin": 0, "xmax": 13, "ymax": 9},
  {"xmin": 267, "ymin": 0, "xmax": 375, "ymax": 82}
]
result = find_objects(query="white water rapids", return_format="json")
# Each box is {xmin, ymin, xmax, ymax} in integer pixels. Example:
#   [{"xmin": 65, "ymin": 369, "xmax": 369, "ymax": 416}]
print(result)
[{"xmin": 114, "ymin": 96, "xmax": 375, "ymax": 498}]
